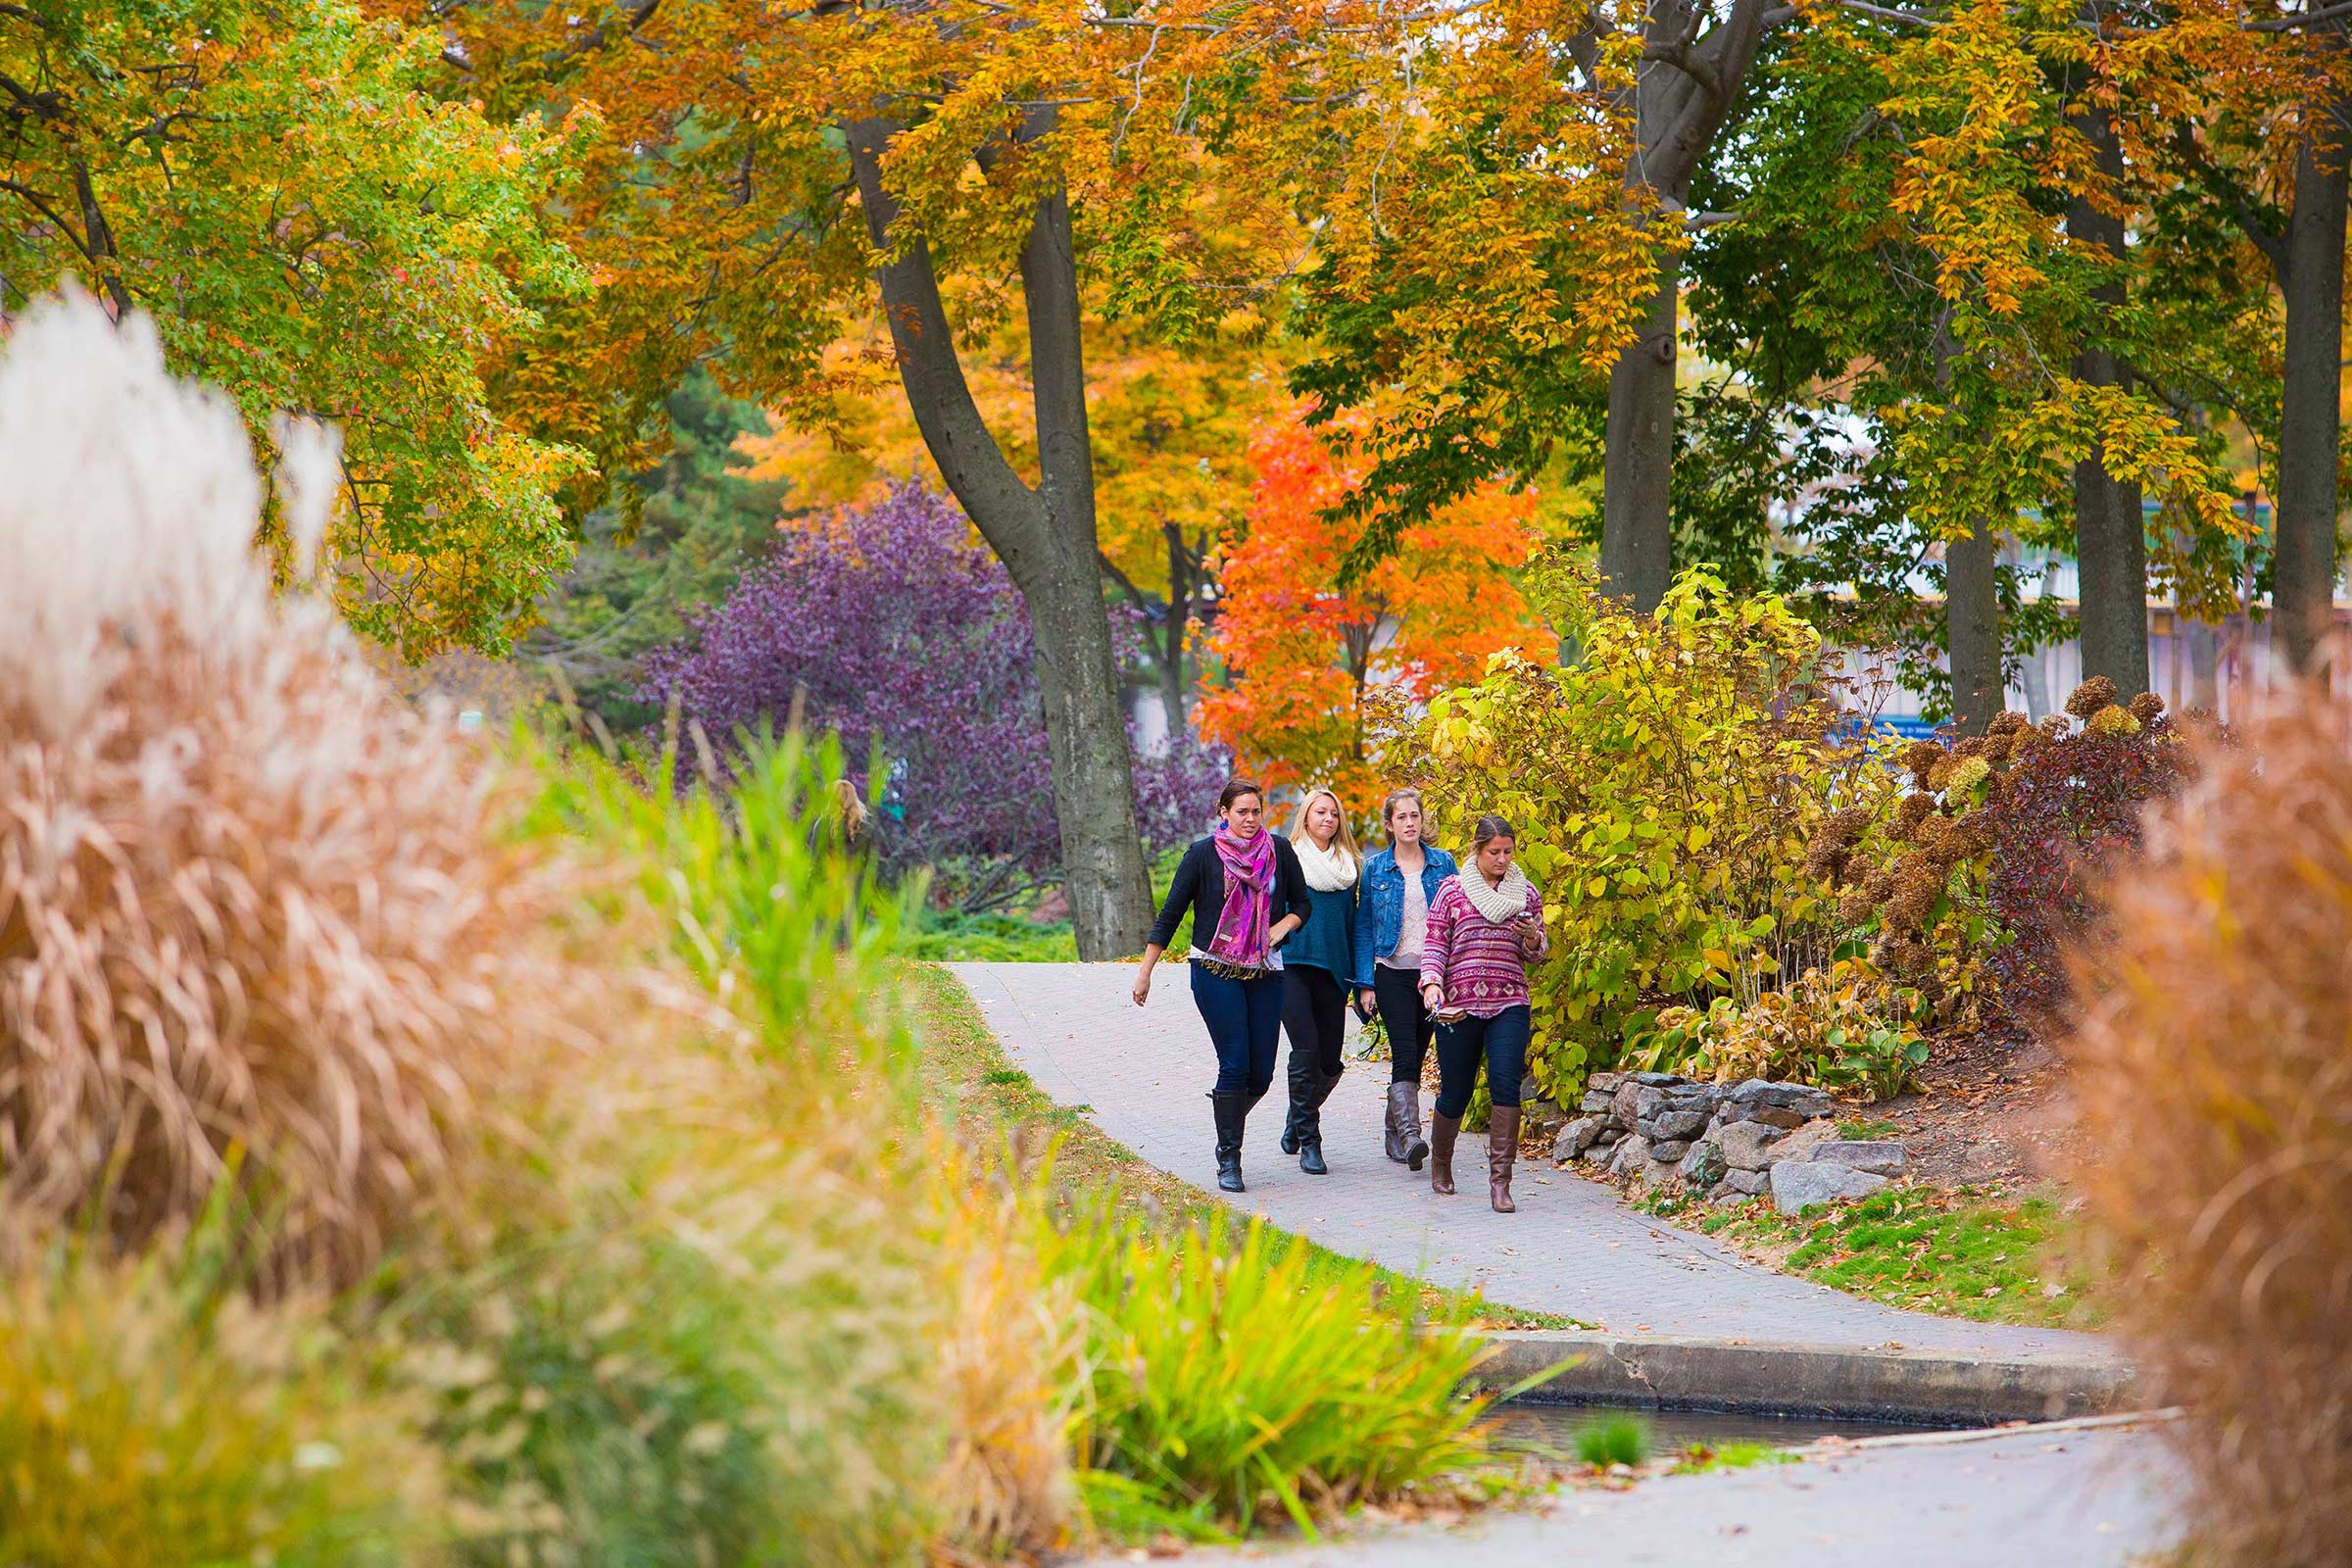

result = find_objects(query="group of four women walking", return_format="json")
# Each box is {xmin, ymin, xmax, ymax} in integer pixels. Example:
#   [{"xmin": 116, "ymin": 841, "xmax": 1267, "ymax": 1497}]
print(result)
[{"xmin": 1130, "ymin": 779, "xmax": 1548, "ymax": 1213}]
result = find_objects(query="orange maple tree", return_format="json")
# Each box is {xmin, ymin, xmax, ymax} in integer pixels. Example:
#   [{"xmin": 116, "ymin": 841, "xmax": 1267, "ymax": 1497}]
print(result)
[{"xmin": 1195, "ymin": 410, "xmax": 1544, "ymax": 802}]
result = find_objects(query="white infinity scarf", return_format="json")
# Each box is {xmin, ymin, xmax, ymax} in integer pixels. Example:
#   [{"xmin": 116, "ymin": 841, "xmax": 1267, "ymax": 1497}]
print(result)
[
  {"xmin": 1294, "ymin": 836, "xmax": 1359, "ymax": 893},
  {"xmin": 1460, "ymin": 863, "xmax": 1536, "ymax": 923}
]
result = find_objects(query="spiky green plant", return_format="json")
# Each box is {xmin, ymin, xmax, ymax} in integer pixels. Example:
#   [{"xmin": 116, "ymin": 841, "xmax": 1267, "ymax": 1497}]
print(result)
[
  {"xmin": 1043, "ymin": 1203, "xmax": 1498, "ymax": 1540},
  {"xmin": 1572, "ymin": 1413, "xmax": 1653, "ymax": 1468}
]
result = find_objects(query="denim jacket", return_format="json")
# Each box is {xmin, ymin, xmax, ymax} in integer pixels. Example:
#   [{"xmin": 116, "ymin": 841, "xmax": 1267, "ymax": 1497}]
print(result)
[{"xmin": 1351, "ymin": 845, "xmax": 1459, "ymax": 988}]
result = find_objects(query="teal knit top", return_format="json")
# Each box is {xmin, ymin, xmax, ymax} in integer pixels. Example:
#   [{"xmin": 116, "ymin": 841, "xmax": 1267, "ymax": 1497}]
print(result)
[{"xmin": 1286, "ymin": 881, "xmax": 1359, "ymax": 981}]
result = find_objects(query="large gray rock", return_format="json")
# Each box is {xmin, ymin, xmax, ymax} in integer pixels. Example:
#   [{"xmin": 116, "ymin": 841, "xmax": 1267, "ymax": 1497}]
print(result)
[
  {"xmin": 1770, "ymin": 1158, "xmax": 1889, "ymax": 1215},
  {"xmin": 1727, "ymin": 1078, "xmax": 1837, "ymax": 1118},
  {"xmin": 1725, "ymin": 1103, "xmax": 1811, "ymax": 1131},
  {"xmin": 1650, "ymin": 1107, "xmax": 1709, "ymax": 1143},
  {"xmin": 1587, "ymin": 1071, "xmax": 1627, "ymax": 1094},
  {"xmin": 1580, "ymin": 1088, "xmax": 1619, "ymax": 1114},
  {"xmin": 1649, "ymin": 1138, "xmax": 1693, "ymax": 1162},
  {"xmin": 1605, "ymin": 1133, "xmax": 1653, "ymax": 1178},
  {"xmin": 1770, "ymin": 1119, "xmax": 1839, "ymax": 1163},
  {"xmin": 1553, "ymin": 1115, "xmax": 1608, "ymax": 1160},
  {"xmin": 1719, "ymin": 1120, "xmax": 1785, "ymax": 1171},
  {"xmin": 1580, "ymin": 1141, "xmax": 1616, "ymax": 1164},
  {"xmin": 1680, "ymin": 1136, "xmax": 1728, "ymax": 1189},
  {"xmin": 1632, "ymin": 1071, "xmax": 1688, "ymax": 1087},
  {"xmin": 1812, "ymin": 1140, "xmax": 1909, "ymax": 1178},
  {"xmin": 1612, "ymin": 1081, "xmax": 1669, "ymax": 1128},
  {"xmin": 1643, "ymin": 1157, "xmax": 1685, "ymax": 1189},
  {"xmin": 1725, "ymin": 1166, "xmax": 1771, "ymax": 1195}
]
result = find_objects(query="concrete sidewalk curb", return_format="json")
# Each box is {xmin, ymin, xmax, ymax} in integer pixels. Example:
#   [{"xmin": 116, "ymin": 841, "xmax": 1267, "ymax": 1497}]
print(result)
[{"xmin": 1470, "ymin": 1329, "xmax": 2137, "ymax": 1425}]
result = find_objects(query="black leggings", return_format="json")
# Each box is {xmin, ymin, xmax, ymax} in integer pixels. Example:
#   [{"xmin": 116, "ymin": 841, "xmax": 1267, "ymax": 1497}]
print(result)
[
  {"xmin": 1371, "ymin": 965, "xmax": 1434, "ymax": 1084},
  {"xmin": 1282, "ymin": 966, "xmax": 1348, "ymax": 1078}
]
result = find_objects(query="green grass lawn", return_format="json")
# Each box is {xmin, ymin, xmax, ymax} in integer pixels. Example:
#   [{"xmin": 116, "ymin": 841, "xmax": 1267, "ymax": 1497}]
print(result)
[
  {"xmin": 898, "ymin": 846, "xmax": 1193, "ymax": 962},
  {"xmin": 898, "ymin": 959, "xmax": 1583, "ymax": 1331},
  {"xmin": 1642, "ymin": 1185, "xmax": 2108, "ymax": 1331}
]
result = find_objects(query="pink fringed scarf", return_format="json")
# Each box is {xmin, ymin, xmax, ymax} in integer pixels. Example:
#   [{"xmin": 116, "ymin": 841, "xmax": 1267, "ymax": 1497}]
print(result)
[{"xmin": 1207, "ymin": 826, "xmax": 1275, "ymax": 970}]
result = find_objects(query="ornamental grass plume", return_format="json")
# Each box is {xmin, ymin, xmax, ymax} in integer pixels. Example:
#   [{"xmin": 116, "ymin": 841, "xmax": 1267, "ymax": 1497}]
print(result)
[
  {"xmin": 0, "ymin": 294, "xmax": 566, "ymax": 1286},
  {"xmin": 2066, "ymin": 691, "xmax": 2352, "ymax": 1566}
]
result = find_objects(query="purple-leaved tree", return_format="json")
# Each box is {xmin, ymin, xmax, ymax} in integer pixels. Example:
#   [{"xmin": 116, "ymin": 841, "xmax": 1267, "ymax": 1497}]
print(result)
[{"xmin": 642, "ymin": 482, "xmax": 1226, "ymax": 909}]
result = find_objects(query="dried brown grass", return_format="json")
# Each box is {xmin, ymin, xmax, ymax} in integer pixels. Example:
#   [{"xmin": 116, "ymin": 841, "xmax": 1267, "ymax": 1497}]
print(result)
[
  {"xmin": 0, "ymin": 294, "xmax": 575, "ymax": 1287},
  {"xmin": 923, "ymin": 1143, "xmax": 1081, "ymax": 1560},
  {"xmin": 2067, "ymin": 686, "xmax": 2352, "ymax": 1566}
]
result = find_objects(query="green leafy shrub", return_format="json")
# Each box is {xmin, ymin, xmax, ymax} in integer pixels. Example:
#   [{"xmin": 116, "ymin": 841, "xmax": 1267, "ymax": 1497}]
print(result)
[
  {"xmin": 1398, "ymin": 561, "xmax": 1894, "ymax": 1098},
  {"xmin": 1629, "ymin": 957, "xmax": 1930, "ymax": 1098},
  {"xmin": 1043, "ymin": 1204, "xmax": 1496, "ymax": 1540}
]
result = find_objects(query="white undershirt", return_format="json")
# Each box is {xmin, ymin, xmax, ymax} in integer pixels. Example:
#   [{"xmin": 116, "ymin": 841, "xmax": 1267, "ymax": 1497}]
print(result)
[{"xmin": 1379, "ymin": 868, "xmax": 1428, "ymax": 970}]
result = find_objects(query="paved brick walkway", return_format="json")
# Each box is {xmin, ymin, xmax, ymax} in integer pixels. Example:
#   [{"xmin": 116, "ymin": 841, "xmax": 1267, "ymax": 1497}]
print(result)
[{"xmin": 950, "ymin": 962, "xmax": 2116, "ymax": 1359}]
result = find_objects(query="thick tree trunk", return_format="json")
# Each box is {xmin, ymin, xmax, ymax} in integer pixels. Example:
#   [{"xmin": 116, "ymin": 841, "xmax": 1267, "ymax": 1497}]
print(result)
[
  {"xmin": 1602, "ymin": 257, "xmax": 1678, "ymax": 612},
  {"xmin": 2067, "ymin": 107, "xmax": 2150, "ymax": 696},
  {"xmin": 2276, "ymin": 82, "xmax": 2350, "ymax": 672},
  {"xmin": 1585, "ymin": 0, "xmax": 1774, "ymax": 613},
  {"xmin": 846, "ymin": 117, "xmax": 1153, "ymax": 957},
  {"xmin": 1021, "ymin": 181, "xmax": 1156, "ymax": 954},
  {"xmin": 1946, "ymin": 517, "xmax": 2005, "ymax": 736}
]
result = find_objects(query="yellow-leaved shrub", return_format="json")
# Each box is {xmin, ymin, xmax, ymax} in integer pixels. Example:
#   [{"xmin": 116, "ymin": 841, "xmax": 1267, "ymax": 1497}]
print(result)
[{"xmin": 1395, "ymin": 561, "xmax": 1895, "ymax": 1099}]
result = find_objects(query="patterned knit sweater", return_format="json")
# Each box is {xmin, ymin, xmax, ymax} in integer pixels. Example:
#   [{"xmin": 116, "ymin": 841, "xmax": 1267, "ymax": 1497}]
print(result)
[{"xmin": 1420, "ymin": 874, "xmax": 1547, "ymax": 1018}]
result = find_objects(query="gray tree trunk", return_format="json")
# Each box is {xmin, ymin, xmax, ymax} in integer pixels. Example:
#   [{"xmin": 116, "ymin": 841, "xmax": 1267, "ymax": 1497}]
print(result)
[
  {"xmin": 1583, "ymin": 0, "xmax": 1777, "ymax": 612},
  {"xmin": 2275, "ymin": 81, "xmax": 2349, "ymax": 672},
  {"xmin": 2067, "ymin": 106, "xmax": 2150, "ymax": 697},
  {"xmin": 846, "ymin": 117, "xmax": 1154, "ymax": 958},
  {"xmin": 1946, "ymin": 518, "xmax": 2005, "ymax": 737},
  {"xmin": 1602, "ymin": 261, "xmax": 1679, "ymax": 611}
]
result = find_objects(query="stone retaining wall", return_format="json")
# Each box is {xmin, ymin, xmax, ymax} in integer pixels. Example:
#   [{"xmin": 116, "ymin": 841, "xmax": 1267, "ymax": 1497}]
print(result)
[{"xmin": 1552, "ymin": 1071, "xmax": 1909, "ymax": 1214}]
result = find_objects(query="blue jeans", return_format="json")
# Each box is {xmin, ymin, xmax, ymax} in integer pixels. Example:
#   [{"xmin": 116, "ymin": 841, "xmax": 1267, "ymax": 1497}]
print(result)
[
  {"xmin": 1433, "ymin": 1004, "xmax": 1532, "ymax": 1119},
  {"xmin": 1190, "ymin": 963, "xmax": 1285, "ymax": 1098}
]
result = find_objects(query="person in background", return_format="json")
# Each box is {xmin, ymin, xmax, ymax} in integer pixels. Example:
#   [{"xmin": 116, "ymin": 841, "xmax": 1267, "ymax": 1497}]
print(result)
[
  {"xmin": 1131, "ymin": 778, "xmax": 1310, "ymax": 1193},
  {"xmin": 1419, "ymin": 813, "xmax": 1547, "ymax": 1212},
  {"xmin": 1353, "ymin": 789, "xmax": 1456, "ymax": 1174},
  {"xmin": 1277, "ymin": 786, "xmax": 1360, "ymax": 1177}
]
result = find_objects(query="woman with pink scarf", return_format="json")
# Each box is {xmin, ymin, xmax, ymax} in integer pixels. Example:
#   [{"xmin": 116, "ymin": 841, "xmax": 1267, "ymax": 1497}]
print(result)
[{"xmin": 1131, "ymin": 778, "xmax": 1312, "ymax": 1193}]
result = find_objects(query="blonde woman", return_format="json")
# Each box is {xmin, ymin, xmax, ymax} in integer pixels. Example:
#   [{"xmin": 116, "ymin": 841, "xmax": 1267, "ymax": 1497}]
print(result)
[
  {"xmin": 1277, "ymin": 786, "xmax": 1361, "ymax": 1176},
  {"xmin": 1351, "ymin": 789, "xmax": 1457, "ymax": 1172}
]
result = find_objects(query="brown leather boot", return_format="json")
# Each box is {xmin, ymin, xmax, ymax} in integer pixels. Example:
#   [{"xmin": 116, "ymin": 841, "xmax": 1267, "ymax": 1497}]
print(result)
[
  {"xmin": 1489, "ymin": 1104, "xmax": 1521, "ymax": 1213},
  {"xmin": 1430, "ymin": 1111, "xmax": 1461, "ymax": 1196}
]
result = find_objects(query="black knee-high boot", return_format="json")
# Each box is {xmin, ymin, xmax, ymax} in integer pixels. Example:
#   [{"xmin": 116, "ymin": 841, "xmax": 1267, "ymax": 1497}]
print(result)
[
  {"xmin": 1210, "ymin": 1090, "xmax": 1250, "ymax": 1193},
  {"xmin": 1280, "ymin": 1046, "xmax": 1317, "ymax": 1155},
  {"xmin": 1298, "ymin": 1065, "xmax": 1340, "ymax": 1175}
]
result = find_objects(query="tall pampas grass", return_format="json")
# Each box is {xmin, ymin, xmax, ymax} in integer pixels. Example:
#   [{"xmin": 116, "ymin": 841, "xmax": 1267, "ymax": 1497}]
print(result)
[
  {"xmin": 2067, "ymin": 688, "xmax": 2352, "ymax": 1566},
  {"xmin": 0, "ymin": 293, "xmax": 566, "ymax": 1284}
]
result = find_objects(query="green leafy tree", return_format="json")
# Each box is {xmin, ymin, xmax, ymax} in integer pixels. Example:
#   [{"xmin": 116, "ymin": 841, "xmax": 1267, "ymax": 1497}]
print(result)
[
  {"xmin": 1680, "ymin": 0, "xmax": 2247, "ymax": 728},
  {"xmin": 1, "ymin": 0, "xmax": 595, "ymax": 656},
  {"xmin": 527, "ymin": 370, "xmax": 787, "ymax": 733}
]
